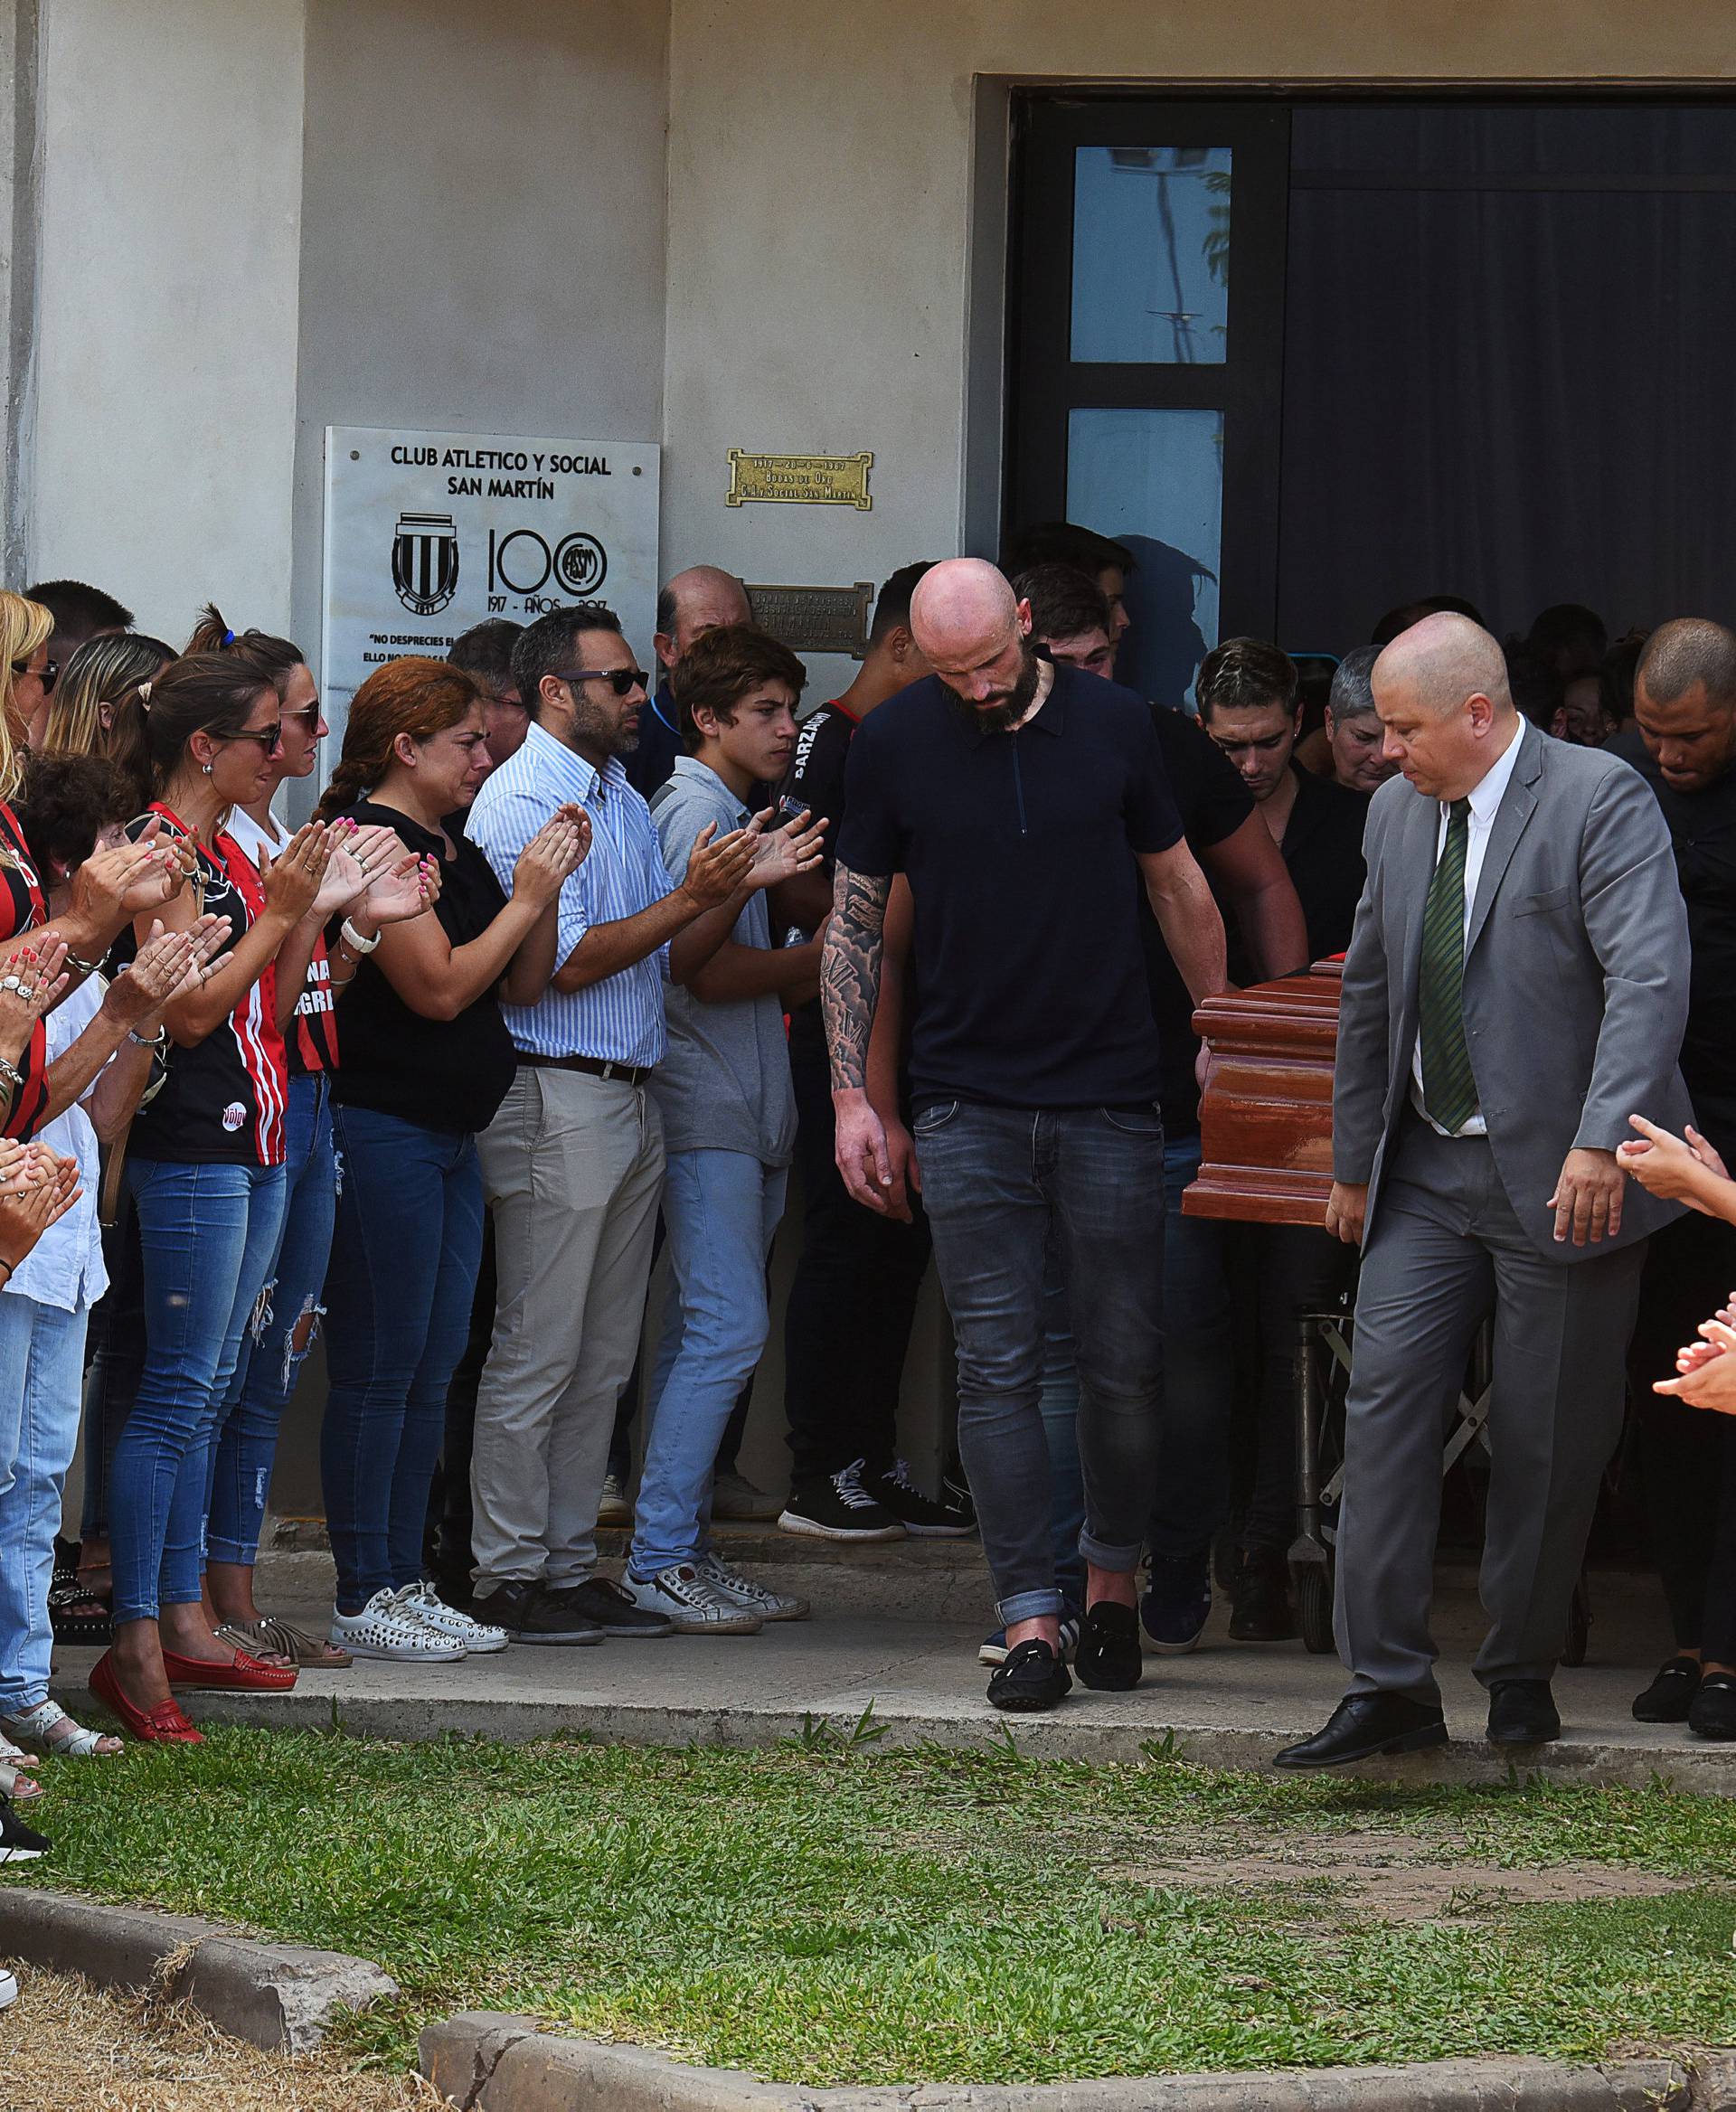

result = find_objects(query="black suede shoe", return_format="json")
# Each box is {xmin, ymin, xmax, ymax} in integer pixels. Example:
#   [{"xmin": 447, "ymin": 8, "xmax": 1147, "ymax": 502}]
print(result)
[
  {"xmin": 1632, "ymin": 1656, "xmax": 1702, "ymax": 1724},
  {"xmin": 987, "ymin": 1638, "xmax": 1071, "ymax": 1713},
  {"xmin": 1688, "ymin": 1672, "xmax": 1736, "ymax": 1740},
  {"xmin": 1273, "ymin": 1692, "xmax": 1448, "ymax": 1770},
  {"xmin": 1486, "ymin": 1679, "xmax": 1561, "ymax": 1747},
  {"xmin": 1228, "ymin": 1553, "xmax": 1297, "ymax": 1643},
  {"xmin": 1074, "ymin": 1601, "xmax": 1142, "ymax": 1691},
  {"xmin": 471, "ymin": 1579, "xmax": 602, "ymax": 1645},
  {"xmin": 540, "ymin": 1578, "xmax": 674, "ymax": 1638}
]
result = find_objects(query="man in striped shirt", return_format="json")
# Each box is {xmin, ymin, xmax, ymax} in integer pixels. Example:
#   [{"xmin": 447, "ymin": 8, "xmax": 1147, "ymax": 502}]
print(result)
[{"xmin": 463, "ymin": 602, "xmax": 802, "ymax": 1646}]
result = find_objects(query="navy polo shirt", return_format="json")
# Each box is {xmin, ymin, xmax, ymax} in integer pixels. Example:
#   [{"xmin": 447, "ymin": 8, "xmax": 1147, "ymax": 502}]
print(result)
[{"xmin": 837, "ymin": 664, "xmax": 1184, "ymax": 1109}]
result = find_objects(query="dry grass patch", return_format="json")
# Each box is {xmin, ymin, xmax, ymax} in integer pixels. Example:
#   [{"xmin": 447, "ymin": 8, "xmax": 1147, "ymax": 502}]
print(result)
[{"xmin": 0, "ymin": 1968, "xmax": 444, "ymax": 2112}]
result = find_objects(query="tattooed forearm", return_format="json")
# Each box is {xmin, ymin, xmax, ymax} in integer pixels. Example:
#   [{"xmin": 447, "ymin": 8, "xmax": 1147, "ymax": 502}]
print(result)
[{"xmin": 822, "ymin": 862, "xmax": 891, "ymax": 1091}]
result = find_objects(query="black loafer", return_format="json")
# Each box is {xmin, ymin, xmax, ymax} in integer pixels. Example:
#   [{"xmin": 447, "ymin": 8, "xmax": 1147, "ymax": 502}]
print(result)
[
  {"xmin": 1074, "ymin": 1601, "xmax": 1142, "ymax": 1691},
  {"xmin": 1688, "ymin": 1672, "xmax": 1736, "ymax": 1740},
  {"xmin": 1486, "ymin": 1678, "xmax": 1561, "ymax": 1747},
  {"xmin": 1633, "ymin": 1656, "xmax": 1702, "ymax": 1724},
  {"xmin": 1273, "ymin": 1692, "xmax": 1448, "ymax": 1770},
  {"xmin": 987, "ymin": 1638, "xmax": 1071, "ymax": 1713}
]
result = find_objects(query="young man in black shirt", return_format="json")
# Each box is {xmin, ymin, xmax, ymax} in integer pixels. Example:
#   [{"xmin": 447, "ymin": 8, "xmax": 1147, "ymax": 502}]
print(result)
[
  {"xmin": 826, "ymin": 560, "xmax": 1228, "ymax": 1712},
  {"xmin": 1616, "ymin": 619, "xmax": 1736, "ymax": 1739},
  {"xmin": 1196, "ymin": 638, "xmax": 1370, "ymax": 1637},
  {"xmin": 774, "ymin": 561, "xmax": 963, "ymax": 1540}
]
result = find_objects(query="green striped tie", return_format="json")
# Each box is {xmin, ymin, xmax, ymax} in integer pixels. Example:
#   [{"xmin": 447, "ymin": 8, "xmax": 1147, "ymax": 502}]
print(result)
[{"xmin": 1418, "ymin": 797, "xmax": 1479, "ymax": 1135}]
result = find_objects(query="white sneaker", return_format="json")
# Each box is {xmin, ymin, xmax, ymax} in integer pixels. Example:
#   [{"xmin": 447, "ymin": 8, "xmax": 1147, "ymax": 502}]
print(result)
[
  {"xmin": 0, "ymin": 1966, "xmax": 15, "ymax": 2009},
  {"xmin": 695, "ymin": 1550, "xmax": 809, "ymax": 1623},
  {"xmin": 330, "ymin": 1587, "xmax": 467, "ymax": 1663},
  {"xmin": 620, "ymin": 1563, "xmax": 763, "ymax": 1635},
  {"xmin": 398, "ymin": 1581, "xmax": 508, "ymax": 1655}
]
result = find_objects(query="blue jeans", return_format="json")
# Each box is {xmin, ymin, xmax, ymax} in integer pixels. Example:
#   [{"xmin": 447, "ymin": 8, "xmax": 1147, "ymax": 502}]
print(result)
[
  {"xmin": 0, "ymin": 1293, "xmax": 91, "ymax": 1710},
  {"xmin": 630, "ymin": 1149, "xmax": 787, "ymax": 1577},
  {"xmin": 207, "ymin": 1073, "xmax": 337, "ymax": 1567},
  {"xmin": 321, "ymin": 1106, "xmax": 483, "ymax": 1611},
  {"xmin": 915, "ymin": 1099, "xmax": 1167, "ymax": 1626},
  {"xmin": 110, "ymin": 1158, "xmax": 287, "ymax": 1624},
  {"xmin": 1045, "ymin": 1134, "xmax": 1236, "ymax": 1575}
]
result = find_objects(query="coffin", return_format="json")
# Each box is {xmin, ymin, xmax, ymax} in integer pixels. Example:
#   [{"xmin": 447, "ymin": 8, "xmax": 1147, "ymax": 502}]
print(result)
[{"xmin": 1183, "ymin": 960, "xmax": 1343, "ymax": 1228}]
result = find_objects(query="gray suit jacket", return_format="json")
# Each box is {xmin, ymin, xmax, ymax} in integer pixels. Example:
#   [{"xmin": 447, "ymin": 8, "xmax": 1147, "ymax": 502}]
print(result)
[{"xmin": 1333, "ymin": 722, "xmax": 1693, "ymax": 1259}]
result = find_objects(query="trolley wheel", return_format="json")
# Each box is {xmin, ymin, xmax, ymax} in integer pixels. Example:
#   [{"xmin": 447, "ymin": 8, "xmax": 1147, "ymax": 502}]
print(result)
[
  {"xmin": 1562, "ymin": 1575, "xmax": 1591, "ymax": 1667},
  {"xmin": 1295, "ymin": 1560, "xmax": 1335, "ymax": 1655}
]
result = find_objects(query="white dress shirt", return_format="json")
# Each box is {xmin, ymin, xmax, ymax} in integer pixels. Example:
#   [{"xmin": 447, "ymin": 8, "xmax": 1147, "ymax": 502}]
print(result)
[
  {"xmin": 5, "ymin": 977, "xmax": 108, "ymax": 1313},
  {"xmin": 1410, "ymin": 717, "xmax": 1525, "ymax": 1136}
]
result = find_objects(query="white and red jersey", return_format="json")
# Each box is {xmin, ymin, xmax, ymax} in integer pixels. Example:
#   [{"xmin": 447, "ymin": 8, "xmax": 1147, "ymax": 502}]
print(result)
[{"xmin": 118, "ymin": 805, "xmax": 288, "ymax": 1167}]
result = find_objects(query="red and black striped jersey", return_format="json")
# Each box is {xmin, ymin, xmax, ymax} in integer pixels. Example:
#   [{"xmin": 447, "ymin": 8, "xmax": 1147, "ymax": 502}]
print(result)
[
  {"xmin": 118, "ymin": 806, "xmax": 288, "ymax": 1166},
  {"xmin": 222, "ymin": 811, "xmax": 339, "ymax": 1078},
  {"xmin": 0, "ymin": 800, "xmax": 52, "ymax": 1141}
]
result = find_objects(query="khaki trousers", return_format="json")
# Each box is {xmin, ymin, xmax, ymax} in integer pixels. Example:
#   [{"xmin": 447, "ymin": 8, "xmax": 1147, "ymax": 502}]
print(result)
[{"xmin": 469, "ymin": 1067, "xmax": 664, "ymax": 1587}]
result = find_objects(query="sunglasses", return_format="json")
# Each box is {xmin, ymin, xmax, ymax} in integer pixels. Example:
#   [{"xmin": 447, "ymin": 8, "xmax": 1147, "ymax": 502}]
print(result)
[
  {"xmin": 225, "ymin": 723, "xmax": 283, "ymax": 751},
  {"xmin": 554, "ymin": 666, "xmax": 650, "ymax": 698},
  {"xmin": 10, "ymin": 657, "xmax": 57, "ymax": 696}
]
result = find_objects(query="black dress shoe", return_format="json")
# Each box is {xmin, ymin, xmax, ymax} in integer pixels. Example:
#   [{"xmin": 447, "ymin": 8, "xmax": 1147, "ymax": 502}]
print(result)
[
  {"xmin": 987, "ymin": 1638, "xmax": 1071, "ymax": 1713},
  {"xmin": 1689, "ymin": 1672, "xmax": 1736, "ymax": 1740},
  {"xmin": 1272, "ymin": 1692, "xmax": 1448, "ymax": 1770},
  {"xmin": 1486, "ymin": 1679, "xmax": 1561, "ymax": 1746},
  {"xmin": 1074, "ymin": 1601, "xmax": 1142, "ymax": 1691},
  {"xmin": 1633, "ymin": 1655, "xmax": 1702, "ymax": 1724}
]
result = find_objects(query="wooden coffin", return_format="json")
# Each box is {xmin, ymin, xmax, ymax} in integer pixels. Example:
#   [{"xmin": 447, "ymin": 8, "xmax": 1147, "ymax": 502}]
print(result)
[{"xmin": 1183, "ymin": 960, "xmax": 1343, "ymax": 1228}]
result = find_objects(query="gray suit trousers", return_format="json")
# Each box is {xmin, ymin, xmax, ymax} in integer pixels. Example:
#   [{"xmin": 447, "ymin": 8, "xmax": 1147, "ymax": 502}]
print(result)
[{"xmin": 1335, "ymin": 1114, "xmax": 1646, "ymax": 1702}]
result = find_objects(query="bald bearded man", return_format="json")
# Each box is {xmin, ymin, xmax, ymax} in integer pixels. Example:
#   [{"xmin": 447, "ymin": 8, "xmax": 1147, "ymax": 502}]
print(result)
[
  {"xmin": 824, "ymin": 559, "xmax": 1228, "ymax": 1712},
  {"xmin": 1276, "ymin": 615, "xmax": 1693, "ymax": 1769}
]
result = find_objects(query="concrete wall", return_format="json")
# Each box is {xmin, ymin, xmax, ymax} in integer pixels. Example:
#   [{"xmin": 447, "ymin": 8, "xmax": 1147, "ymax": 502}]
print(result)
[
  {"xmin": 288, "ymin": 0, "xmax": 670, "ymax": 690},
  {"xmin": 29, "ymin": 0, "xmax": 307, "ymax": 639},
  {"xmin": 661, "ymin": 0, "xmax": 1736, "ymax": 698}
]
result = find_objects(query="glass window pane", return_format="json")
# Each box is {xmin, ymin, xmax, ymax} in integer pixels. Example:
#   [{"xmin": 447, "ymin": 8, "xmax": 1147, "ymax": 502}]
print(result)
[
  {"xmin": 1071, "ymin": 146, "xmax": 1232, "ymax": 364},
  {"xmin": 1066, "ymin": 407, "xmax": 1222, "ymax": 709}
]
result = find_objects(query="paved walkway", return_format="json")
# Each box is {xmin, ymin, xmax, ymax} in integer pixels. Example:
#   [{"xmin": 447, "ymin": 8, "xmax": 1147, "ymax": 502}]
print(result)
[{"xmin": 50, "ymin": 1543, "xmax": 1736, "ymax": 1793}]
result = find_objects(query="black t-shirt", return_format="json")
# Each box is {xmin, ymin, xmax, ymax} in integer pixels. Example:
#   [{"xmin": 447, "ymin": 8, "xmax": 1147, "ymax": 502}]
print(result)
[
  {"xmin": 778, "ymin": 700, "xmax": 860, "ymax": 1072},
  {"xmin": 837, "ymin": 665, "xmax": 1184, "ymax": 1109},
  {"xmin": 1139, "ymin": 708, "xmax": 1258, "ymax": 1136},
  {"xmin": 1610, "ymin": 737, "xmax": 1736, "ymax": 1157},
  {"xmin": 1255, "ymin": 765, "xmax": 1370, "ymax": 976},
  {"xmin": 623, "ymin": 686, "xmax": 683, "ymax": 801},
  {"xmin": 120, "ymin": 807, "xmax": 288, "ymax": 1166},
  {"xmin": 327, "ymin": 799, "xmax": 516, "ymax": 1136}
]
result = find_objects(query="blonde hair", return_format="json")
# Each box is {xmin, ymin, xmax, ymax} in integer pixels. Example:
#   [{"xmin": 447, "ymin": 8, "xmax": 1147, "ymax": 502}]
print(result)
[
  {"xmin": 42, "ymin": 631, "xmax": 173, "ymax": 759},
  {"xmin": 0, "ymin": 593, "xmax": 52, "ymax": 802}
]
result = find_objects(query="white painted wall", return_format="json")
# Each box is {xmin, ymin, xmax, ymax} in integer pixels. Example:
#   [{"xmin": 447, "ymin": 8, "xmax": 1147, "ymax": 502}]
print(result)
[
  {"xmin": 661, "ymin": 0, "xmax": 1736, "ymax": 698},
  {"xmin": 29, "ymin": 0, "xmax": 307, "ymax": 639}
]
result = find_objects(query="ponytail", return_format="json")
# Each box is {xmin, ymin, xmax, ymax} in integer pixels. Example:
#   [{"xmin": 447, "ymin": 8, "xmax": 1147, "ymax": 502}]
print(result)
[{"xmin": 186, "ymin": 602, "xmax": 306, "ymax": 697}]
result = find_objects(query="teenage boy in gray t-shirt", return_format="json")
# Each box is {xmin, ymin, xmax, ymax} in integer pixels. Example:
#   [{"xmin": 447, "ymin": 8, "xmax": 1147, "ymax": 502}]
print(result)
[{"xmin": 623, "ymin": 625, "xmax": 827, "ymax": 1633}]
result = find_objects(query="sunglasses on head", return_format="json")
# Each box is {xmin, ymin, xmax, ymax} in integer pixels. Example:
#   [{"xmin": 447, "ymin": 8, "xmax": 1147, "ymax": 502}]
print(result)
[
  {"xmin": 11, "ymin": 657, "xmax": 57, "ymax": 696},
  {"xmin": 555, "ymin": 666, "xmax": 650, "ymax": 698}
]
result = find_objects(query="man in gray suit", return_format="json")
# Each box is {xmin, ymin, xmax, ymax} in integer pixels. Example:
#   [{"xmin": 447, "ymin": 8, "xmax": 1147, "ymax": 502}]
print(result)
[{"xmin": 1275, "ymin": 614, "xmax": 1692, "ymax": 1768}]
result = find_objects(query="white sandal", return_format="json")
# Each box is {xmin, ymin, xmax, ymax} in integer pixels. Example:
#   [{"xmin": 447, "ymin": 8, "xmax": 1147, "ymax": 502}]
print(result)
[{"xmin": 0, "ymin": 1700, "xmax": 121, "ymax": 1759}]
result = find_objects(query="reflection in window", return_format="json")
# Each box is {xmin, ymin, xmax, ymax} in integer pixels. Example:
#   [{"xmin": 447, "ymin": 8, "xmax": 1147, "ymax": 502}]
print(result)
[
  {"xmin": 1067, "ymin": 408, "xmax": 1223, "ymax": 708},
  {"xmin": 1071, "ymin": 146, "xmax": 1232, "ymax": 364}
]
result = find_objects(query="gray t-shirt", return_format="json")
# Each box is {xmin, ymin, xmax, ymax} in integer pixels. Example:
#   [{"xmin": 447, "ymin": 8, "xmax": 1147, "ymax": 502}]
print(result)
[{"xmin": 650, "ymin": 757, "xmax": 796, "ymax": 1164}]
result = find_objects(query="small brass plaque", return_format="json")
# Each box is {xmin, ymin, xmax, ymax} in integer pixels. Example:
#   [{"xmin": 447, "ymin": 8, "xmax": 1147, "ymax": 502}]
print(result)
[
  {"xmin": 726, "ymin": 450, "xmax": 873, "ymax": 510},
  {"xmin": 747, "ymin": 582, "xmax": 874, "ymax": 660}
]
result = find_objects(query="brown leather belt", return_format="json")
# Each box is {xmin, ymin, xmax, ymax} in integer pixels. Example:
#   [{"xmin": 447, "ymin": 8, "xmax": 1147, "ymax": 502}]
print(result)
[{"xmin": 517, "ymin": 1050, "xmax": 654, "ymax": 1089}]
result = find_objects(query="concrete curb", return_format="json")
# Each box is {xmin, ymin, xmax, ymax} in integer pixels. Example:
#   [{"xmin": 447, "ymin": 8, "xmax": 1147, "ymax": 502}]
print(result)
[
  {"xmin": 0, "ymin": 1886, "xmax": 398, "ymax": 2052},
  {"xmin": 420, "ymin": 2014, "xmax": 1705, "ymax": 2111}
]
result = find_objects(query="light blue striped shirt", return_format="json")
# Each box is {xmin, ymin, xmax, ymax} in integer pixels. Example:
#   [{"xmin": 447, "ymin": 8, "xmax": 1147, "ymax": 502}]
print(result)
[{"xmin": 465, "ymin": 718, "xmax": 673, "ymax": 1066}]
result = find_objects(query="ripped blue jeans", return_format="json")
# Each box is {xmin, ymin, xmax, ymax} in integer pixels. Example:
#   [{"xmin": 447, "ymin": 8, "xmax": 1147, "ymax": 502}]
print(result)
[{"xmin": 205, "ymin": 1073, "xmax": 337, "ymax": 1569}]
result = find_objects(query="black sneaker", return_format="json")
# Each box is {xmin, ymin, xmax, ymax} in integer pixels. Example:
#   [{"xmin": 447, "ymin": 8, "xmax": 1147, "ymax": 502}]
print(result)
[
  {"xmin": 987, "ymin": 1638, "xmax": 1071, "ymax": 1713},
  {"xmin": 872, "ymin": 1458, "xmax": 976, "ymax": 1538},
  {"xmin": 541, "ymin": 1577, "xmax": 675, "ymax": 1638},
  {"xmin": 778, "ymin": 1459, "xmax": 907, "ymax": 1542},
  {"xmin": 0, "ymin": 1797, "xmax": 50, "ymax": 1863},
  {"xmin": 472, "ymin": 1579, "xmax": 602, "ymax": 1645},
  {"xmin": 1228, "ymin": 1551, "xmax": 1297, "ymax": 1643},
  {"xmin": 1074, "ymin": 1600, "xmax": 1143, "ymax": 1691}
]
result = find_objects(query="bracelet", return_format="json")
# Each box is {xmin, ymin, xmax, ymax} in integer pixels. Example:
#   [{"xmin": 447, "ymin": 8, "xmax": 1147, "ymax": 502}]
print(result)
[
  {"xmin": 0, "ymin": 1260, "xmax": 14, "ymax": 1287},
  {"xmin": 0, "ymin": 1057, "xmax": 24, "ymax": 1094},
  {"xmin": 127, "ymin": 1023, "xmax": 168, "ymax": 1051},
  {"xmin": 338, "ymin": 918, "xmax": 381, "ymax": 956},
  {"xmin": 63, "ymin": 950, "xmax": 103, "ymax": 978}
]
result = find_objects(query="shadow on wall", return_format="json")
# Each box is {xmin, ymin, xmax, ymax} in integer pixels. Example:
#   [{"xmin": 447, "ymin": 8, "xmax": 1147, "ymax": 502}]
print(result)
[{"xmin": 1115, "ymin": 534, "xmax": 1214, "ymax": 710}]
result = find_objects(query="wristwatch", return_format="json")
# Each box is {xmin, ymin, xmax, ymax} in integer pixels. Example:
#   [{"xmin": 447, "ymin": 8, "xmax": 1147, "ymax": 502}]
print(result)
[
  {"xmin": 339, "ymin": 918, "xmax": 381, "ymax": 956},
  {"xmin": 127, "ymin": 1023, "xmax": 168, "ymax": 1051}
]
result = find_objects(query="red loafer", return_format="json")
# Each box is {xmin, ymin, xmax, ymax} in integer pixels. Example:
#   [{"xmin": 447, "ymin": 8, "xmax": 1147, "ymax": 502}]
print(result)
[
  {"xmin": 88, "ymin": 1652, "xmax": 203, "ymax": 1744},
  {"xmin": 161, "ymin": 1645, "xmax": 297, "ymax": 1693}
]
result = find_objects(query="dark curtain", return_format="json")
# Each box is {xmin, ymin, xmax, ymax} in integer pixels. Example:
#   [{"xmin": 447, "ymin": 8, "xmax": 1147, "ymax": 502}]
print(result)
[{"xmin": 1277, "ymin": 105, "xmax": 1736, "ymax": 654}]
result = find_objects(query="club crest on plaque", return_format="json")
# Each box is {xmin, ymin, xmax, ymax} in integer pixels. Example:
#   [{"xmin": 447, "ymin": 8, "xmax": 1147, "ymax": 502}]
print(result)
[{"xmin": 392, "ymin": 512, "xmax": 460, "ymax": 616}]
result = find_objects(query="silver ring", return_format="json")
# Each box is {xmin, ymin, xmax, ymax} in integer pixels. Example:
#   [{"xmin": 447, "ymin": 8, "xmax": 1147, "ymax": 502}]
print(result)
[{"xmin": 2, "ymin": 976, "xmax": 23, "ymax": 995}]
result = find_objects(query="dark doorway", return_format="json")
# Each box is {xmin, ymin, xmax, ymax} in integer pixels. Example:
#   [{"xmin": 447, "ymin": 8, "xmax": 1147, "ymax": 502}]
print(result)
[{"xmin": 1006, "ymin": 95, "xmax": 1736, "ymax": 696}]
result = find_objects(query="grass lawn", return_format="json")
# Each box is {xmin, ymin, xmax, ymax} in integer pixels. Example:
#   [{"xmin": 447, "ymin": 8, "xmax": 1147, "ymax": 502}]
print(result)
[{"xmin": 9, "ymin": 1719, "xmax": 1736, "ymax": 2088}]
